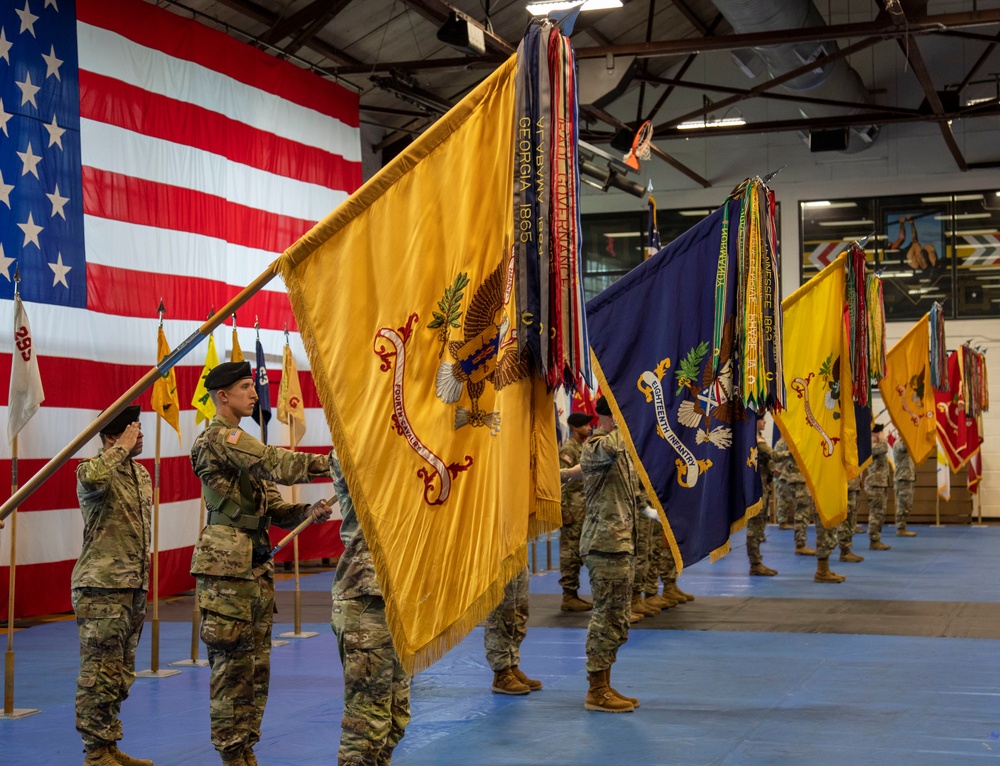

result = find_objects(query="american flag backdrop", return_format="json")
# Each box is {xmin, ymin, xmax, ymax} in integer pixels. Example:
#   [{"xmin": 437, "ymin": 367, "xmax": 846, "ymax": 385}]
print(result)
[{"xmin": 0, "ymin": 0, "xmax": 361, "ymax": 618}]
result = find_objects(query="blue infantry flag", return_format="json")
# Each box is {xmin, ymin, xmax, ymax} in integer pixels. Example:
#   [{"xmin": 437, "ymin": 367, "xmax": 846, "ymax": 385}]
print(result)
[
  {"xmin": 586, "ymin": 179, "xmax": 782, "ymax": 568},
  {"xmin": 251, "ymin": 338, "xmax": 271, "ymax": 442}
]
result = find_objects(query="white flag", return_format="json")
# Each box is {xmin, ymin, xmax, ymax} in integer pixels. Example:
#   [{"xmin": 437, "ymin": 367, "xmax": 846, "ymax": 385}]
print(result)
[
  {"xmin": 8, "ymin": 294, "xmax": 45, "ymax": 443},
  {"xmin": 937, "ymin": 438, "xmax": 951, "ymax": 502}
]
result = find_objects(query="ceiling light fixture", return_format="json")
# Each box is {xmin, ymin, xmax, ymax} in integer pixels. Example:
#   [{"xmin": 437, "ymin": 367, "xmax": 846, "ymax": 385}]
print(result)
[{"xmin": 526, "ymin": 0, "xmax": 622, "ymax": 15}]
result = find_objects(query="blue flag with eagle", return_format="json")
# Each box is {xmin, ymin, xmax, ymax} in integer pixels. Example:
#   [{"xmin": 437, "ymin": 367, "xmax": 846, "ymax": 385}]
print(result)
[{"xmin": 587, "ymin": 194, "xmax": 775, "ymax": 569}]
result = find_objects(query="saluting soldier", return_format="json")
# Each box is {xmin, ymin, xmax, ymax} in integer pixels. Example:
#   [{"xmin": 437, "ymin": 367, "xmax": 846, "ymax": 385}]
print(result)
[
  {"xmin": 893, "ymin": 438, "xmax": 918, "ymax": 537},
  {"xmin": 865, "ymin": 423, "xmax": 893, "ymax": 551},
  {"xmin": 190, "ymin": 361, "xmax": 333, "ymax": 766},
  {"xmin": 73, "ymin": 406, "xmax": 153, "ymax": 766}
]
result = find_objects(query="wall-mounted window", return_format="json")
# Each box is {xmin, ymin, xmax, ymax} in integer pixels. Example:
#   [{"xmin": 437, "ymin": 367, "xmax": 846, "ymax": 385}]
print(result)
[{"xmin": 800, "ymin": 191, "xmax": 1000, "ymax": 319}]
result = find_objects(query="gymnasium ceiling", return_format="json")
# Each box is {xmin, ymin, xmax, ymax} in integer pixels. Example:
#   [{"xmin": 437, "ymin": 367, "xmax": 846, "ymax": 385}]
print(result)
[{"xmin": 153, "ymin": 0, "xmax": 1000, "ymax": 188}]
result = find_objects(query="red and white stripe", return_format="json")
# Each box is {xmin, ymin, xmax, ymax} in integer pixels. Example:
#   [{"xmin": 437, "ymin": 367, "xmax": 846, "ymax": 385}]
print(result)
[{"xmin": 1, "ymin": 0, "xmax": 358, "ymax": 618}]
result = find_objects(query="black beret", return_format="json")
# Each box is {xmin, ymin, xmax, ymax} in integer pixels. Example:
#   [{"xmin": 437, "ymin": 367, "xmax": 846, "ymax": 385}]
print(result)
[
  {"xmin": 595, "ymin": 396, "xmax": 612, "ymax": 416},
  {"xmin": 872, "ymin": 422, "xmax": 885, "ymax": 433},
  {"xmin": 205, "ymin": 360, "xmax": 253, "ymax": 391},
  {"xmin": 567, "ymin": 412, "xmax": 595, "ymax": 428},
  {"xmin": 100, "ymin": 405, "xmax": 141, "ymax": 436}
]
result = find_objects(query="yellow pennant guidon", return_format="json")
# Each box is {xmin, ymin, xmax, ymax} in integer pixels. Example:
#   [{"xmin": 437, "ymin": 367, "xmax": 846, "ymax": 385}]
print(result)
[
  {"xmin": 878, "ymin": 313, "xmax": 936, "ymax": 464},
  {"xmin": 637, "ymin": 358, "xmax": 712, "ymax": 488}
]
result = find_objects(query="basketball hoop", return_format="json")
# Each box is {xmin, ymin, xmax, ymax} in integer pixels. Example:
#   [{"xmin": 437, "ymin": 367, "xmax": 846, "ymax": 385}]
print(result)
[{"xmin": 623, "ymin": 120, "xmax": 653, "ymax": 171}]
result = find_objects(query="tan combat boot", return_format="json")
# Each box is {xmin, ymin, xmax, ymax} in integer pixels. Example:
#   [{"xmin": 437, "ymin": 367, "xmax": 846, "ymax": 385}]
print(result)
[
  {"xmin": 628, "ymin": 610, "xmax": 644, "ymax": 624},
  {"xmin": 511, "ymin": 665, "xmax": 542, "ymax": 691},
  {"xmin": 584, "ymin": 671, "xmax": 634, "ymax": 712},
  {"xmin": 605, "ymin": 668, "xmax": 640, "ymax": 708},
  {"xmin": 778, "ymin": 522, "xmax": 794, "ymax": 530},
  {"xmin": 794, "ymin": 546, "xmax": 816, "ymax": 556},
  {"xmin": 814, "ymin": 558, "xmax": 846, "ymax": 583},
  {"xmin": 83, "ymin": 746, "xmax": 121, "ymax": 766},
  {"xmin": 560, "ymin": 591, "xmax": 592, "ymax": 612},
  {"xmin": 108, "ymin": 744, "xmax": 153, "ymax": 766},
  {"xmin": 631, "ymin": 594, "xmax": 658, "ymax": 617},
  {"xmin": 749, "ymin": 563, "xmax": 777, "ymax": 576},
  {"xmin": 870, "ymin": 540, "xmax": 892, "ymax": 551},
  {"xmin": 665, "ymin": 583, "xmax": 694, "ymax": 603},
  {"xmin": 839, "ymin": 550, "xmax": 864, "ymax": 562},
  {"xmin": 491, "ymin": 667, "xmax": 530, "ymax": 695},
  {"xmin": 644, "ymin": 593, "xmax": 671, "ymax": 610},
  {"xmin": 896, "ymin": 526, "xmax": 917, "ymax": 537}
]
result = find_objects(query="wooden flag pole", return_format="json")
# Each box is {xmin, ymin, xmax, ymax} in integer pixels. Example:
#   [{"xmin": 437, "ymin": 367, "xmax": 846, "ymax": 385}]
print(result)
[
  {"xmin": 137, "ymin": 417, "xmax": 179, "ymax": 679},
  {"xmin": 279, "ymin": 430, "xmax": 318, "ymax": 639},
  {"xmin": 0, "ymin": 265, "xmax": 280, "ymax": 524},
  {"xmin": 172, "ymin": 420, "xmax": 211, "ymax": 668},
  {"xmin": 1, "ymin": 435, "xmax": 40, "ymax": 719}
]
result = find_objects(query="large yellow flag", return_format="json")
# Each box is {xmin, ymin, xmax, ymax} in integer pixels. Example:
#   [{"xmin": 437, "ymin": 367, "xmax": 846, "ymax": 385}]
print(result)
[
  {"xmin": 879, "ymin": 314, "xmax": 936, "ymax": 464},
  {"xmin": 230, "ymin": 328, "xmax": 244, "ymax": 363},
  {"xmin": 774, "ymin": 255, "xmax": 860, "ymax": 528},
  {"xmin": 277, "ymin": 345, "xmax": 306, "ymax": 446},
  {"xmin": 192, "ymin": 334, "xmax": 219, "ymax": 425},
  {"xmin": 279, "ymin": 56, "xmax": 560, "ymax": 673},
  {"xmin": 151, "ymin": 325, "xmax": 181, "ymax": 441}
]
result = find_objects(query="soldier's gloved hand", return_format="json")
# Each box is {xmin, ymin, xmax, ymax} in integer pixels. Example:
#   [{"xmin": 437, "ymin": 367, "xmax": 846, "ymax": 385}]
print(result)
[{"xmin": 309, "ymin": 498, "xmax": 333, "ymax": 523}]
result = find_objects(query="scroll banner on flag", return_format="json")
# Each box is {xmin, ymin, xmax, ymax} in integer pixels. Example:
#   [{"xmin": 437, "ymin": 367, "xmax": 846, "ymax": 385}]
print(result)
[
  {"xmin": 878, "ymin": 314, "xmax": 936, "ymax": 464},
  {"xmin": 586, "ymin": 198, "xmax": 765, "ymax": 570},
  {"xmin": 279, "ymin": 55, "xmax": 561, "ymax": 673},
  {"xmin": 774, "ymin": 255, "xmax": 866, "ymax": 529}
]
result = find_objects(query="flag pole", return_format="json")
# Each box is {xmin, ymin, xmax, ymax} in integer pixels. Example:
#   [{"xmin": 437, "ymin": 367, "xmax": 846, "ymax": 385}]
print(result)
[
  {"xmin": 278, "ymin": 427, "xmax": 317, "ymax": 639},
  {"xmin": 255, "ymin": 318, "xmax": 265, "ymax": 444},
  {"xmin": 1, "ymin": 434, "xmax": 40, "ymax": 720},
  {"xmin": 0, "ymin": 263, "xmax": 280, "ymax": 523},
  {"xmin": 139, "ymin": 303, "xmax": 179, "ymax": 678}
]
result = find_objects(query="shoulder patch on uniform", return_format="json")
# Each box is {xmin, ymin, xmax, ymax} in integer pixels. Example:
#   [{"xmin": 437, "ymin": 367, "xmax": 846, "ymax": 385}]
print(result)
[
  {"xmin": 226, "ymin": 429, "xmax": 242, "ymax": 445},
  {"xmin": 561, "ymin": 453, "xmax": 573, "ymax": 465}
]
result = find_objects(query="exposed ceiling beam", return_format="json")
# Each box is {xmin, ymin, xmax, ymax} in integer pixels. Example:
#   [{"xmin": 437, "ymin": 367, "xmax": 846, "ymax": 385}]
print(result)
[
  {"xmin": 956, "ymin": 32, "xmax": 1000, "ymax": 92},
  {"xmin": 331, "ymin": 55, "xmax": 504, "ymax": 76},
  {"xmin": 259, "ymin": 0, "xmax": 349, "ymax": 47},
  {"xmin": 575, "ymin": 8, "xmax": 1000, "ymax": 59},
  {"xmin": 644, "ymin": 13, "xmax": 723, "ymax": 123},
  {"xmin": 583, "ymin": 104, "xmax": 711, "ymax": 188},
  {"xmin": 655, "ymin": 36, "xmax": 881, "ymax": 132},
  {"xmin": 670, "ymin": 0, "xmax": 711, "ymax": 36}
]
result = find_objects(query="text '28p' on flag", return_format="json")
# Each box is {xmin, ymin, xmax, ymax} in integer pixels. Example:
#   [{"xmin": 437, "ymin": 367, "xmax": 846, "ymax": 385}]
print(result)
[
  {"xmin": 8, "ymin": 293, "xmax": 45, "ymax": 443},
  {"xmin": 279, "ymin": 56, "xmax": 561, "ymax": 674},
  {"xmin": 1, "ymin": 0, "xmax": 358, "ymax": 619},
  {"xmin": 879, "ymin": 313, "xmax": 936, "ymax": 464},
  {"xmin": 586, "ymin": 198, "xmax": 764, "ymax": 570}
]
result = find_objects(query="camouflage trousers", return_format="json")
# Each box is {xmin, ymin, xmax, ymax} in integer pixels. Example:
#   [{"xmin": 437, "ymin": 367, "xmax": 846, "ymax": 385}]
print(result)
[
  {"xmin": 840, "ymin": 489, "xmax": 860, "ymax": 552},
  {"xmin": 197, "ymin": 571, "xmax": 274, "ymax": 759},
  {"xmin": 775, "ymin": 478, "xmax": 794, "ymax": 525},
  {"xmin": 641, "ymin": 520, "xmax": 663, "ymax": 596},
  {"xmin": 656, "ymin": 530, "xmax": 678, "ymax": 587},
  {"xmin": 895, "ymin": 480, "xmax": 915, "ymax": 528},
  {"xmin": 331, "ymin": 596, "xmax": 411, "ymax": 766},
  {"xmin": 746, "ymin": 508, "xmax": 767, "ymax": 565},
  {"xmin": 483, "ymin": 566, "xmax": 529, "ymax": 672},
  {"xmin": 73, "ymin": 587, "xmax": 146, "ymax": 748},
  {"xmin": 584, "ymin": 552, "xmax": 633, "ymax": 673},
  {"xmin": 866, "ymin": 486, "xmax": 888, "ymax": 542},
  {"xmin": 814, "ymin": 511, "xmax": 838, "ymax": 559},
  {"xmin": 791, "ymin": 483, "xmax": 813, "ymax": 549},
  {"xmin": 632, "ymin": 515, "xmax": 654, "ymax": 598},
  {"xmin": 558, "ymin": 509, "xmax": 586, "ymax": 593}
]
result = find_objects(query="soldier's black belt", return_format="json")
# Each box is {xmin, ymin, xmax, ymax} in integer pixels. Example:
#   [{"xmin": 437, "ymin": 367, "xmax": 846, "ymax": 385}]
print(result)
[{"xmin": 207, "ymin": 510, "xmax": 271, "ymax": 533}]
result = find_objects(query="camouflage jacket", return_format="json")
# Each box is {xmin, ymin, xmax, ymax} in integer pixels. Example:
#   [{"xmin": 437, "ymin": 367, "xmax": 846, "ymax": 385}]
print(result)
[
  {"xmin": 559, "ymin": 437, "xmax": 586, "ymax": 522},
  {"xmin": 772, "ymin": 438, "xmax": 805, "ymax": 484},
  {"xmin": 757, "ymin": 438, "xmax": 774, "ymax": 488},
  {"xmin": 71, "ymin": 446, "xmax": 152, "ymax": 591},
  {"xmin": 893, "ymin": 440, "xmax": 916, "ymax": 482},
  {"xmin": 330, "ymin": 452, "xmax": 381, "ymax": 600},
  {"xmin": 579, "ymin": 427, "xmax": 641, "ymax": 556},
  {"xmin": 190, "ymin": 414, "xmax": 329, "ymax": 580},
  {"xmin": 865, "ymin": 440, "xmax": 892, "ymax": 489}
]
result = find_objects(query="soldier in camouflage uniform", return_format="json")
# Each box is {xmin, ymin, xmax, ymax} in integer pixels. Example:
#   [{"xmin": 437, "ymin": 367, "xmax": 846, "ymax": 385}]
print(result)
[
  {"xmin": 484, "ymin": 565, "xmax": 540, "ymax": 694},
  {"xmin": 558, "ymin": 412, "xmax": 594, "ymax": 612},
  {"xmin": 838, "ymin": 476, "xmax": 864, "ymax": 563},
  {"xmin": 778, "ymin": 441, "xmax": 816, "ymax": 555},
  {"xmin": 330, "ymin": 452, "xmax": 411, "ymax": 765},
  {"xmin": 771, "ymin": 438, "xmax": 794, "ymax": 529},
  {"xmin": 864, "ymin": 424, "xmax": 892, "ymax": 551},
  {"xmin": 747, "ymin": 418, "xmax": 777, "ymax": 576},
  {"xmin": 190, "ymin": 362, "xmax": 333, "ymax": 766},
  {"xmin": 893, "ymin": 438, "xmax": 917, "ymax": 537},
  {"xmin": 72, "ymin": 407, "xmax": 154, "ymax": 766},
  {"xmin": 579, "ymin": 397, "xmax": 642, "ymax": 713},
  {"xmin": 630, "ymin": 504, "xmax": 661, "ymax": 618},
  {"xmin": 638, "ymin": 517, "xmax": 677, "ymax": 611}
]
